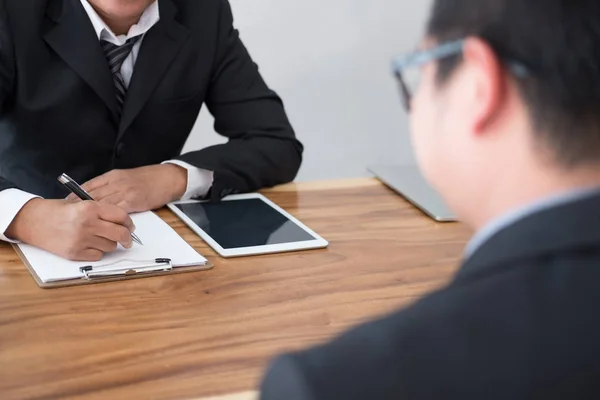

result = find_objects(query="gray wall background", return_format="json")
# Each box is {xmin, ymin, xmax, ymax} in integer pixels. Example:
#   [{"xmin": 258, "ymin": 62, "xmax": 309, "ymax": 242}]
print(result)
[{"xmin": 183, "ymin": 0, "xmax": 433, "ymax": 181}]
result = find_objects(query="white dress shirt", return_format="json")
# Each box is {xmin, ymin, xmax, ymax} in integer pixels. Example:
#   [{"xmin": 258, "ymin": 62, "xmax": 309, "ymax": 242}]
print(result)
[{"xmin": 0, "ymin": 0, "xmax": 213, "ymax": 242}]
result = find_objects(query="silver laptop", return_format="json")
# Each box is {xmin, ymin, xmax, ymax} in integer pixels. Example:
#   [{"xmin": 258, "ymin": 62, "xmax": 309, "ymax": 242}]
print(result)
[{"xmin": 368, "ymin": 164, "xmax": 457, "ymax": 222}]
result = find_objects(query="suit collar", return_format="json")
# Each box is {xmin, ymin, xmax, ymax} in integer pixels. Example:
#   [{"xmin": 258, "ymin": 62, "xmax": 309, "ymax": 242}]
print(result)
[
  {"xmin": 457, "ymin": 189, "xmax": 600, "ymax": 281},
  {"xmin": 464, "ymin": 186, "xmax": 600, "ymax": 260}
]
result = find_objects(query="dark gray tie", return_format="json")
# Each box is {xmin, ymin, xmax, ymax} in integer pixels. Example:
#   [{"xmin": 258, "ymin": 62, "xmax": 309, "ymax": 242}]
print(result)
[{"xmin": 100, "ymin": 36, "xmax": 141, "ymax": 117}]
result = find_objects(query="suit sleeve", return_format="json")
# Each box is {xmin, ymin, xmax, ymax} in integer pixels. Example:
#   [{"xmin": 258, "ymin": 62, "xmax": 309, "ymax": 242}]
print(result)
[
  {"xmin": 176, "ymin": 0, "xmax": 303, "ymax": 201},
  {"xmin": 0, "ymin": 0, "xmax": 16, "ymax": 192}
]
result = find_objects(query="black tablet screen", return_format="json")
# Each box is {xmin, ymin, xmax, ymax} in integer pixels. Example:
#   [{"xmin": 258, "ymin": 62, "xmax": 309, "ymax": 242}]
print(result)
[{"xmin": 174, "ymin": 198, "xmax": 316, "ymax": 249}]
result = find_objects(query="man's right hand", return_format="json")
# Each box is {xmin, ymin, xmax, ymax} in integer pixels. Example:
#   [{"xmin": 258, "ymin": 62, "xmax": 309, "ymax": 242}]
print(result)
[{"xmin": 5, "ymin": 199, "xmax": 135, "ymax": 261}]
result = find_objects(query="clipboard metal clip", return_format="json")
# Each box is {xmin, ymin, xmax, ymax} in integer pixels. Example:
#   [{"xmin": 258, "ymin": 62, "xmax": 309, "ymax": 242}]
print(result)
[{"xmin": 79, "ymin": 258, "xmax": 173, "ymax": 280}]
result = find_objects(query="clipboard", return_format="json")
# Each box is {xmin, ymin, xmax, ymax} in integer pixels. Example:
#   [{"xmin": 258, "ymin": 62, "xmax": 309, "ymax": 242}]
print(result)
[
  {"xmin": 14, "ymin": 245, "xmax": 213, "ymax": 289},
  {"xmin": 13, "ymin": 211, "xmax": 213, "ymax": 289}
]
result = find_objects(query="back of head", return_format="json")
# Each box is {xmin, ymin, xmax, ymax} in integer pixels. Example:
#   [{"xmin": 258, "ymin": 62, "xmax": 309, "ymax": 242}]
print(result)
[
  {"xmin": 409, "ymin": 0, "xmax": 600, "ymax": 227},
  {"xmin": 428, "ymin": 0, "xmax": 600, "ymax": 166}
]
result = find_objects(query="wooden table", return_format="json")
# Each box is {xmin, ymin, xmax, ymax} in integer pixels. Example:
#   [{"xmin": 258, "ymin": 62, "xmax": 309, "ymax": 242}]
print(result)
[{"xmin": 0, "ymin": 179, "xmax": 471, "ymax": 400}]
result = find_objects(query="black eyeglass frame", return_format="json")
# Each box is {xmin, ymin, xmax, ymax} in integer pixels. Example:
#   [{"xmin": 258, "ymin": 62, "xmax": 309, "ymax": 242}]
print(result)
[{"xmin": 391, "ymin": 39, "xmax": 531, "ymax": 111}]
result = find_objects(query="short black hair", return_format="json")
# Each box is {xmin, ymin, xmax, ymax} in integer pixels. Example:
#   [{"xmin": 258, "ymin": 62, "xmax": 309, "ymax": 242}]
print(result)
[{"xmin": 427, "ymin": 0, "xmax": 600, "ymax": 167}]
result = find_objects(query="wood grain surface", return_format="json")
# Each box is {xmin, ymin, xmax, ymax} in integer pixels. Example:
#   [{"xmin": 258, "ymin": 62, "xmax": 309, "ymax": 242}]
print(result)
[{"xmin": 0, "ymin": 178, "xmax": 471, "ymax": 400}]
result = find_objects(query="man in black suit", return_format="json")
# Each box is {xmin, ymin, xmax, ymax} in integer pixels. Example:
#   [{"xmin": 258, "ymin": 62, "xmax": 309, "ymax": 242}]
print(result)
[
  {"xmin": 0, "ymin": 0, "xmax": 302, "ymax": 261},
  {"xmin": 260, "ymin": 0, "xmax": 600, "ymax": 398}
]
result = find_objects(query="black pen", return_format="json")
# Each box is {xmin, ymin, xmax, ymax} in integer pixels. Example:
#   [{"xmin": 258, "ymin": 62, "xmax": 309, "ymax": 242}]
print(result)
[{"xmin": 58, "ymin": 173, "xmax": 143, "ymax": 246}]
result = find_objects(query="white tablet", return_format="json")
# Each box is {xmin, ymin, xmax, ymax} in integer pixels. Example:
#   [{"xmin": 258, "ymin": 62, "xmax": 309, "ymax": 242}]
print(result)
[{"xmin": 167, "ymin": 193, "xmax": 329, "ymax": 258}]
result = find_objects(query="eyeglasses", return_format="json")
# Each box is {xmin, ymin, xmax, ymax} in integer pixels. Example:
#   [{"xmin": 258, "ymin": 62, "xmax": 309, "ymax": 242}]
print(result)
[{"xmin": 391, "ymin": 39, "xmax": 531, "ymax": 112}]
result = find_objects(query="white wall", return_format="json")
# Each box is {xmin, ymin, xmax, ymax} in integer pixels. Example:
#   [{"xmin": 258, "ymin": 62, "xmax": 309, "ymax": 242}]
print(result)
[{"xmin": 183, "ymin": 0, "xmax": 433, "ymax": 181}]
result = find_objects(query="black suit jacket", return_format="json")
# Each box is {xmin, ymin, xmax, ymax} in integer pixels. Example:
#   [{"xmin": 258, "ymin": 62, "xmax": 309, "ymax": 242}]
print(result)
[
  {"xmin": 0, "ymin": 0, "xmax": 302, "ymax": 200},
  {"xmin": 261, "ymin": 191, "xmax": 600, "ymax": 399}
]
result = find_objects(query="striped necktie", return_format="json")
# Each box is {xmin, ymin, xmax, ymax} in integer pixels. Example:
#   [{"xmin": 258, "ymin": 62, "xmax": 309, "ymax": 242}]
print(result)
[{"xmin": 100, "ymin": 36, "xmax": 141, "ymax": 118}]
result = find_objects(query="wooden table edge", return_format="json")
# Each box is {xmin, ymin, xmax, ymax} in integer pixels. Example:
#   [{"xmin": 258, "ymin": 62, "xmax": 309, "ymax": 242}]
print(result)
[{"xmin": 265, "ymin": 177, "xmax": 380, "ymax": 192}]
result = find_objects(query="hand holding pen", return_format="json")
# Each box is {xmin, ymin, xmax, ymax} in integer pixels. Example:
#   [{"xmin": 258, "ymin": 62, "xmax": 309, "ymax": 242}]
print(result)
[
  {"xmin": 5, "ymin": 181, "xmax": 139, "ymax": 261},
  {"xmin": 58, "ymin": 173, "xmax": 143, "ymax": 246}
]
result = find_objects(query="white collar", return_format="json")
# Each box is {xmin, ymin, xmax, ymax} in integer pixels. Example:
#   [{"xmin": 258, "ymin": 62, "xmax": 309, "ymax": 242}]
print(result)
[{"xmin": 80, "ymin": 1, "xmax": 160, "ymax": 45}]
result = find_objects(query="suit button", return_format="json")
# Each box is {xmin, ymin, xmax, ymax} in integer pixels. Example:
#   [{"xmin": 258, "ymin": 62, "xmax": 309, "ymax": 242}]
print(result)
[{"xmin": 115, "ymin": 143, "xmax": 125, "ymax": 158}]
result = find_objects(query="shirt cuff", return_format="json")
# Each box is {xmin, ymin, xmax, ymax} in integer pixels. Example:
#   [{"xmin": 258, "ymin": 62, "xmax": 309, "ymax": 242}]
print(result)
[
  {"xmin": 162, "ymin": 160, "xmax": 214, "ymax": 200},
  {"xmin": 0, "ymin": 189, "xmax": 41, "ymax": 243}
]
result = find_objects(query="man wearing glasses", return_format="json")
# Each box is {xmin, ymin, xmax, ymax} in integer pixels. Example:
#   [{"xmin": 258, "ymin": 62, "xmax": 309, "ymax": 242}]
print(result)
[{"xmin": 260, "ymin": 0, "xmax": 600, "ymax": 398}]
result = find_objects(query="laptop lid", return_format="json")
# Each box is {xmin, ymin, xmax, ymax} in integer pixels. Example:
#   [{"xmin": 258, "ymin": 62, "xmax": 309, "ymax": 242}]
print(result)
[{"xmin": 368, "ymin": 164, "xmax": 457, "ymax": 222}]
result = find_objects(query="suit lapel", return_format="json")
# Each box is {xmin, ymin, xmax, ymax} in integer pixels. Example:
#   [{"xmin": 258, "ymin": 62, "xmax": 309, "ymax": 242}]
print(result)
[
  {"xmin": 44, "ymin": 0, "xmax": 118, "ymax": 123},
  {"xmin": 118, "ymin": 0, "xmax": 190, "ymax": 139}
]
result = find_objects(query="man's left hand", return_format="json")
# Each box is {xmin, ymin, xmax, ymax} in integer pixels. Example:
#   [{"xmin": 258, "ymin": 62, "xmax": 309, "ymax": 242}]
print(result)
[{"xmin": 67, "ymin": 164, "xmax": 188, "ymax": 213}]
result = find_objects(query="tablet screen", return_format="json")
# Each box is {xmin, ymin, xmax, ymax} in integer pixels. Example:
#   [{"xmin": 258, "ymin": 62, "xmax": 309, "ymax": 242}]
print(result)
[{"xmin": 173, "ymin": 198, "xmax": 317, "ymax": 249}]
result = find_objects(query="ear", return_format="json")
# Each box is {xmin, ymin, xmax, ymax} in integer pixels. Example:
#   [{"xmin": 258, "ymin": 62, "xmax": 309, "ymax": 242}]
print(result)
[{"xmin": 462, "ymin": 37, "xmax": 506, "ymax": 135}]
